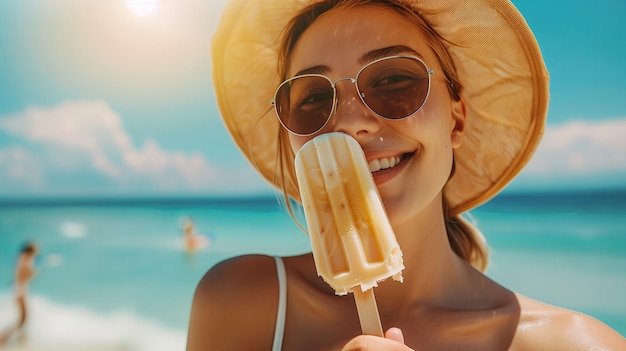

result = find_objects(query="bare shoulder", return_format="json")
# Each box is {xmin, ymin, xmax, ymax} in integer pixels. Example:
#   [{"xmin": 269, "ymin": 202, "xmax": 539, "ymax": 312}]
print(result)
[
  {"xmin": 511, "ymin": 293, "xmax": 625, "ymax": 350},
  {"xmin": 186, "ymin": 254, "xmax": 281, "ymax": 351}
]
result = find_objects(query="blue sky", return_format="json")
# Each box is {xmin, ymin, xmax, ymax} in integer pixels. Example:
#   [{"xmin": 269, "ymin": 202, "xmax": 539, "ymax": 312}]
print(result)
[{"xmin": 0, "ymin": 0, "xmax": 624, "ymax": 198}]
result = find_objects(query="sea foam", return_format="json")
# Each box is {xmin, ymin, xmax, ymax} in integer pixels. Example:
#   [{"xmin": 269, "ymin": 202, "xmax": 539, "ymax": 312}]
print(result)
[{"xmin": 0, "ymin": 292, "xmax": 186, "ymax": 351}]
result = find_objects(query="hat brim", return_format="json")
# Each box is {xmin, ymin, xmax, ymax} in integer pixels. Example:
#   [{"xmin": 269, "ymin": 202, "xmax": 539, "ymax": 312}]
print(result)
[{"xmin": 212, "ymin": 0, "xmax": 549, "ymax": 214}]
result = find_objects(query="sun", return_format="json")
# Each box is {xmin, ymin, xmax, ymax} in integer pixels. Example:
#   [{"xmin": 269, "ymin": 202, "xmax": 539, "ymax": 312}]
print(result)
[{"xmin": 126, "ymin": 0, "xmax": 159, "ymax": 17}]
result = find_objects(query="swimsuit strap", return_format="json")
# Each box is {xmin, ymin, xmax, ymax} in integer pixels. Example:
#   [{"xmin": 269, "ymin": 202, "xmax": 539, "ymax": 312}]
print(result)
[{"xmin": 272, "ymin": 256, "xmax": 287, "ymax": 351}]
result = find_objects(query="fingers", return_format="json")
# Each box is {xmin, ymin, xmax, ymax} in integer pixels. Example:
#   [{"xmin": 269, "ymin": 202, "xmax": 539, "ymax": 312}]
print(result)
[
  {"xmin": 386, "ymin": 327, "xmax": 415, "ymax": 351},
  {"xmin": 384, "ymin": 327, "xmax": 405, "ymax": 343},
  {"xmin": 340, "ymin": 328, "xmax": 414, "ymax": 351}
]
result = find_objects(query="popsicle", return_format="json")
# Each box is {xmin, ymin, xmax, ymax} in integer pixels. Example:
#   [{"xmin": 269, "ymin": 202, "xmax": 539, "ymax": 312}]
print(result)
[{"xmin": 294, "ymin": 132, "xmax": 404, "ymax": 336}]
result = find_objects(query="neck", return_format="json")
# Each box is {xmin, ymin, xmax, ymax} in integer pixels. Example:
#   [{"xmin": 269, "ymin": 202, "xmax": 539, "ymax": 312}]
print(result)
[{"xmin": 376, "ymin": 199, "xmax": 472, "ymax": 310}]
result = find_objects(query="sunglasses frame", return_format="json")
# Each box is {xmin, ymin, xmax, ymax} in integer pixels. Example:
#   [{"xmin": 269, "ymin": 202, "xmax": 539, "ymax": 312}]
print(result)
[{"xmin": 270, "ymin": 55, "xmax": 435, "ymax": 136}]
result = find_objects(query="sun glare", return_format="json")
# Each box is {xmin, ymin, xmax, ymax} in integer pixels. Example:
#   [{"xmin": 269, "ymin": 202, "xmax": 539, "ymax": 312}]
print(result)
[{"xmin": 126, "ymin": 0, "xmax": 159, "ymax": 17}]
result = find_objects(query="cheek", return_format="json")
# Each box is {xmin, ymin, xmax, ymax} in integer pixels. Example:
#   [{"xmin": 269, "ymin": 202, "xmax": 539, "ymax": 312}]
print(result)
[
  {"xmin": 288, "ymin": 134, "xmax": 309, "ymax": 154},
  {"xmin": 389, "ymin": 106, "xmax": 449, "ymax": 143},
  {"xmin": 403, "ymin": 86, "xmax": 457, "ymax": 143}
]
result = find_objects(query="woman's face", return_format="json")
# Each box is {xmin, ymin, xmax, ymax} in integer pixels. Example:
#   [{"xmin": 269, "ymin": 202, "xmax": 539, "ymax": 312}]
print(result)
[{"xmin": 287, "ymin": 6, "xmax": 465, "ymax": 224}]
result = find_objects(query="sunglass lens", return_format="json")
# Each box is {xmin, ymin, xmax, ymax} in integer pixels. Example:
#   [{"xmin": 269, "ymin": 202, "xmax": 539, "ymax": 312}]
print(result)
[
  {"xmin": 359, "ymin": 57, "xmax": 430, "ymax": 119},
  {"xmin": 275, "ymin": 76, "xmax": 334, "ymax": 135}
]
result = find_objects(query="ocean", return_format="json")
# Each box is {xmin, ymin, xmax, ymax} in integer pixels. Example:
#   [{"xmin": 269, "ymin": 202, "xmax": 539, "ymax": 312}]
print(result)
[{"xmin": 0, "ymin": 190, "xmax": 624, "ymax": 350}]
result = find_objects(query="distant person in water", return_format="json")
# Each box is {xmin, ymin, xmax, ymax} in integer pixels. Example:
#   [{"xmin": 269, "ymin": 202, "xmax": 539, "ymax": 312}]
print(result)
[
  {"xmin": 0, "ymin": 242, "xmax": 38, "ymax": 346},
  {"xmin": 181, "ymin": 217, "xmax": 210, "ymax": 252}
]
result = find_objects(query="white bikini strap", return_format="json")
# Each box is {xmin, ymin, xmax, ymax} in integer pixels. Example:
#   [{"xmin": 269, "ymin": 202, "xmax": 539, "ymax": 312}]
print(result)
[{"xmin": 272, "ymin": 256, "xmax": 287, "ymax": 351}]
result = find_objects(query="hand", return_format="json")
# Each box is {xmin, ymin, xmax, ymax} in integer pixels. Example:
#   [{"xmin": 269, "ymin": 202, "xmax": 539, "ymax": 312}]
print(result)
[{"xmin": 340, "ymin": 327, "xmax": 414, "ymax": 351}]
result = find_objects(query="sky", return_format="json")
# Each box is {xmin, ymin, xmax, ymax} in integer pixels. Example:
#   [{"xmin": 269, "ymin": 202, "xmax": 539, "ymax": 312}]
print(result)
[{"xmin": 0, "ymin": 0, "xmax": 624, "ymax": 199}]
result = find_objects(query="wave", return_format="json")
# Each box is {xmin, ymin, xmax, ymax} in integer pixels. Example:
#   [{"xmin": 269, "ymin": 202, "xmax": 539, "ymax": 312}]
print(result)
[{"xmin": 0, "ymin": 292, "xmax": 186, "ymax": 351}]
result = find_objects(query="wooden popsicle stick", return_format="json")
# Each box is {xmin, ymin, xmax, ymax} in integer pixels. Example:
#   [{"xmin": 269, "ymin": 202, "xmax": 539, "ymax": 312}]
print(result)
[{"xmin": 353, "ymin": 286, "xmax": 384, "ymax": 336}]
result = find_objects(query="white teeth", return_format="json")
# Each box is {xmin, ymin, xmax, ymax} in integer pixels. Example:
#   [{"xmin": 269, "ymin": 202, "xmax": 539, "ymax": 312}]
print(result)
[{"xmin": 368, "ymin": 156, "xmax": 401, "ymax": 172}]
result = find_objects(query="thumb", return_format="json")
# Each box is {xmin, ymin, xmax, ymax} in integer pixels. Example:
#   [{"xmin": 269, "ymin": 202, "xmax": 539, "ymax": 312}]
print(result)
[
  {"xmin": 384, "ymin": 327, "xmax": 405, "ymax": 343},
  {"xmin": 384, "ymin": 328, "xmax": 415, "ymax": 351}
]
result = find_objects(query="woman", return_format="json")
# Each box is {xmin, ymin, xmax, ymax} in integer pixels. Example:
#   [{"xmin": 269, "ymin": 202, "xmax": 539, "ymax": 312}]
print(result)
[
  {"xmin": 0, "ymin": 242, "xmax": 38, "ymax": 346},
  {"xmin": 188, "ymin": 0, "xmax": 625, "ymax": 349}
]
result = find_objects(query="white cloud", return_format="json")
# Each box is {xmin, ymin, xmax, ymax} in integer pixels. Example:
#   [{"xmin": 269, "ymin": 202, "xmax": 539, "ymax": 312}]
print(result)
[
  {"xmin": 2, "ymin": 101, "xmax": 130, "ymax": 178},
  {"xmin": 526, "ymin": 117, "xmax": 626, "ymax": 175},
  {"xmin": 0, "ymin": 101, "xmax": 266, "ymax": 194},
  {"xmin": 508, "ymin": 117, "xmax": 626, "ymax": 190}
]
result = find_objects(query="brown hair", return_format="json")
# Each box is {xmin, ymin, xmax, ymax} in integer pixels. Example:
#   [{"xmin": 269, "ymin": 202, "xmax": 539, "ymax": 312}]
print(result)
[
  {"xmin": 274, "ymin": 0, "xmax": 488, "ymax": 271},
  {"xmin": 20, "ymin": 242, "xmax": 38, "ymax": 255}
]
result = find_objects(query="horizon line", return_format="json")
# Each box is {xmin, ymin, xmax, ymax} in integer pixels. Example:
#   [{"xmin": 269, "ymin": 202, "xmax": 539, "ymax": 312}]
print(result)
[{"xmin": 1, "ymin": 187, "xmax": 625, "ymax": 207}]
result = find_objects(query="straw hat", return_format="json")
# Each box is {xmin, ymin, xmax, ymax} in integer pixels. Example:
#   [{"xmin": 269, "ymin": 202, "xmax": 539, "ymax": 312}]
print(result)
[{"xmin": 211, "ymin": 0, "xmax": 549, "ymax": 214}]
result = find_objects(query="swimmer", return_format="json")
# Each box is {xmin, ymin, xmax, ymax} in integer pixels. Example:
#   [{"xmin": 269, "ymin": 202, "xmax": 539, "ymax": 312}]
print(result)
[{"xmin": 181, "ymin": 217, "xmax": 210, "ymax": 252}]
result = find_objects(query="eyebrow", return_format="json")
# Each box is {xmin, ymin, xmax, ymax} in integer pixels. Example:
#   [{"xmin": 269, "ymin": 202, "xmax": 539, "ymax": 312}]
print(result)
[
  {"xmin": 292, "ymin": 45, "xmax": 423, "ymax": 77},
  {"xmin": 294, "ymin": 65, "xmax": 329, "ymax": 77},
  {"xmin": 359, "ymin": 45, "xmax": 421, "ymax": 64}
]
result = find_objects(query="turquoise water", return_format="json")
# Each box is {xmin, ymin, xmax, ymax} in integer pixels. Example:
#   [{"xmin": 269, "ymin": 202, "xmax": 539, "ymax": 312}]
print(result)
[{"xmin": 0, "ymin": 191, "xmax": 624, "ymax": 349}]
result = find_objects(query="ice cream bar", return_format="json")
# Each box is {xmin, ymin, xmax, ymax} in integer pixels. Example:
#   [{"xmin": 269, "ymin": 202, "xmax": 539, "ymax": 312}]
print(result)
[{"xmin": 295, "ymin": 132, "xmax": 404, "ymax": 335}]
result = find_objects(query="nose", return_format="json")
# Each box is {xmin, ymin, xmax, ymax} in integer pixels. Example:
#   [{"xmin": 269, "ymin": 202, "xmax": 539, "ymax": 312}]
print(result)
[{"xmin": 330, "ymin": 79, "xmax": 381, "ymax": 137}]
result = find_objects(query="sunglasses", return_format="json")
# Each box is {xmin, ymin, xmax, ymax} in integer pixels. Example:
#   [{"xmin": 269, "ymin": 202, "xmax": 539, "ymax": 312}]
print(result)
[{"xmin": 271, "ymin": 55, "xmax": 434, "ymax": 136}]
